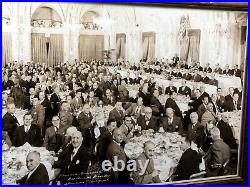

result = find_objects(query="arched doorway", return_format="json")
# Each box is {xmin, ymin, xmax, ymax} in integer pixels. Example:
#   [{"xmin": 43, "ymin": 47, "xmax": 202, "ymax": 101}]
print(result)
[
  {"xmin": 31, "ymin": 6, "xmax": 64, "ymax": 67},
  {"xmin": 79, "ymin": 11, "xmax": 104, "ymax": 61}
]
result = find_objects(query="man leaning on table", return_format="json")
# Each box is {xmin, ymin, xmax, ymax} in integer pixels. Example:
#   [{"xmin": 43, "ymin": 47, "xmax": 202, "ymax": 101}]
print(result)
[
  {"xmin": 16, "ymin": 151, "xmax": 49, "ymax": 184},
  {"xmin": 133, "ymin": 141, "xmax": 161, "ymax": 184}
]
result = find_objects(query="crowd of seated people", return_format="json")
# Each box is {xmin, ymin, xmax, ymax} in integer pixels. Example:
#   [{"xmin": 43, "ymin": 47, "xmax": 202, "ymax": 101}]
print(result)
[{"xmin": 2, "ymin": 58, "xmax": 242, "ymax": 184}]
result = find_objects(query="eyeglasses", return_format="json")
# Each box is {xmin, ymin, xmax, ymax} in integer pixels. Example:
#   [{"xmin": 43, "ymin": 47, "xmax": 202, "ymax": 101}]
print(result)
[{"xmin": 52, "ymin": 119, "xmax": 60, "ymax": 122}]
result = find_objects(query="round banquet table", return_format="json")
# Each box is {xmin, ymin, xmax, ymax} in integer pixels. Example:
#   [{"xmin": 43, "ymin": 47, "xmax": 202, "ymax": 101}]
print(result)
[{"xmin": 124, "ymin": 131, "xmax": 185, "ymax": 182}]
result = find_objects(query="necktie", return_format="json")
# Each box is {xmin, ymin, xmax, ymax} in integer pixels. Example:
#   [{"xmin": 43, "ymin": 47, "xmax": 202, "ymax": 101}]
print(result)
[
  {"xmin": 234, "ymin": 101, "xmax": 237, "ymax": 110},
  {"xmin": 71, "ymin": 150, "xmax": 75, "ymax": 161}
]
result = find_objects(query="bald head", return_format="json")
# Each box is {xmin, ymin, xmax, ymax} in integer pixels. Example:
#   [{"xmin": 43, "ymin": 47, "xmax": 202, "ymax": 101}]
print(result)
[
  {"xmin": 26, "ymin": 151, "xmax": 40, "ymax": 171},
  {"xmin": 210, "ymin": 127, "xmax": 221, "ymax": 140},
  {"xmin": 113, "ymin": 128, "xmax": 124, "ymax": 144}
]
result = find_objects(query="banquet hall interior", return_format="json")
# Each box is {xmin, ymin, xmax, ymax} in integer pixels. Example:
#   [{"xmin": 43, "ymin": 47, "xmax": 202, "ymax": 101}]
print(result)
[{"xmin": 2, "ymin": 2, "xmax": 248, "ymax": 185}]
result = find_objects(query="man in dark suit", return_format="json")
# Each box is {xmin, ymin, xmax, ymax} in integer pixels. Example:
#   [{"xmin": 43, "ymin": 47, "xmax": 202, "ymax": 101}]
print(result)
[
  {"xmin": 125, "ymin": 97, "xmax": 145, "ymax": 119},
  {"xmin": 165, "ymin": 81, "xmax": 177, "ymax": 95},
  {"xmin": 204, "ymin": 63, "xmax": 212, "ymax": 73},
  {"xmin": 13, "ymin": 113, "xmax": 42, "ymax": 147},
  {"xmin": 137, "ymin": 107, "xmax": 159, "ymax": 132},
  {"xmin": 159, "ymin": 108, "xmax": 183, "ymax": 133},
  {"xmin": 192, "ymin": 69, "xmax": 202, "ymax": 82},
  {"xmin": 96, "ymin": 120, "xmax": 117, "ymax": 164},
  {"xmin": 77, "ymin": 104, "xmax": 95, "ymax": 151},
  {"xmin": 172, "ymin": 139, "xmax": 202, "ymax": 181},
  {"xmin": 225, "ymin": 87, "xmax": 235, "ymax": 102},
  {"xmin": 106, "ymin": 128, "xmax": 130, "ymax": 184},
  {"xmin": 16, "ymin": 151, "xmax": 49, "ymax": 184},
  {"xmin": 187, "ymin": 112, "xmax": 204, "ymax": 148},
  {"xmin": 58, "ymin": 102, "xmax": 73, "ymax": 135},
  {"xmin": 44, "ymin": 115, "xmax": 64, "ymax": 152},
  {"xmin": 93, "ymin": 82, "xmax": 103, "ymax": 100},
  {"xmin": 30, "ymin": 96, "xmax": 45, "ymax": 132},
  {"xmin": 216, "ymin": 88, "xmax": 225, "ymax": 112},
  {"xmin": 50, "ymin": 86, "xmax": 61, "ymax": 116},
  {"xmin": 178, "ymin": 79, "xmax": 191, "ymax": 97},
  {"xmin": 197, "ymin": 96, "xmax": 209, "ymax": 121},
  {"xmin": 10, "ymin": 79, "xmax": 25, "ymax": 108},
  {"xmin": 108, "ymin": 102, "xmax": 125, "ymax": 127},
  {"xmin": 164, "ymin": 92, "xmax": 182, "ymax": 117},
  {"xmin": 217, "ymin": 113, "xmax": 238, "ymax": 149},
  {"xmin": 194, "ymin": 62, "xmax": 203, "ymax": 72},
  {"xmin": 55, "ymin": 131, "xmax": 90, "ymax": 184},
  {"xmin": 182, "ymin": 69, "xmax": 192, "ymax": 80},
  {"xmin": 23, "ymin": 87, "xmax": 36, "ymax": 110},
  {"xmin": 232, "ymin": 65, "xmax": 241, "ymax": 78},
  {"xmin": 204, "ymin": 127, "xmax": 231, "ymax": 176},
  {"xmin": 213, "ymin": 63, "xmax": 222, "ymax": 74},
  {"xmin": 201, "ymin": 72, "xmax": 210, "ymax": 84},
  {"xmin": 224, "ymin": 92, "xmax": 241, "ymax": 112},
  {"xmin": 103, "ymin": 89, "xmax": 116, "ymax": 106},
  {"xmin": 150, "ymin": 89, "xmax": 164, "ymax": 116},
  {"xmin": 2, "ymin": 103, "xmax": 19, "ymax": 142},
  {"xmin": 133, "ymin": 141, "xmax": 161, "ymax": 184},
  {"xmin": 223, "ymin": 64, "xmax": 233, "ymax": 75}
]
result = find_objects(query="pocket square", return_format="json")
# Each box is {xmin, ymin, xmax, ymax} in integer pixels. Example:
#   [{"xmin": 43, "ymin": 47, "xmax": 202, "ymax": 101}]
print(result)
[{"xmin": 76, "ymin": 160, "xmax": 80, "ymax": 164}]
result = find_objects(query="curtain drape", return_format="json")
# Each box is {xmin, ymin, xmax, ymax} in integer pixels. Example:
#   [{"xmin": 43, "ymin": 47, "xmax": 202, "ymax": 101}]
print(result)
[
  {"xmin": 31, "ymin": 33, "xmax": 47, "ymax": 65},
  {"xmin": 180, "ymin": 37, "xmax": 190, "ymax": 62},
  {"xmin": 187, "ymin": 29, "xmax": 201, "ymax": 65},
  {"xmin": 48, "ymin": 34, "xmax": 64, "ymax": 67},
  {"xmin": 79, "ymin": 35, "xmax": 104, "ymax": 61},
  {"xmin": 2, "ymin": 32, "xmax": 12, "ymax": 67},
  {"xmin": 116, "ymin": 34, "xmax": 126, "ymax": 60},
  {"xmin": 142, "ymin": 32, "xmax": 155, "ymax": 61}
]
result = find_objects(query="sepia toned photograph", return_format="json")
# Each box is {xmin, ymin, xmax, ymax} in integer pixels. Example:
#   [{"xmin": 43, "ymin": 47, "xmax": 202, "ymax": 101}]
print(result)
[{"xmin": 2, "ymin": 2, "xmax": 248, "ymax": 185}]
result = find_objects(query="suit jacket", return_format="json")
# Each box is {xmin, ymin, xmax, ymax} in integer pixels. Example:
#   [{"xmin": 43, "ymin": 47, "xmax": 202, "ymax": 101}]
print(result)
[
  {"xmin": 174, "ymin": 148, "xmax": 201, "ymax": 181},
  {"xmin": 30, "ymin": 104, "xmax": 45, "ymax": 129},
  {"xmin": 23, "ymin": 95, "xmax": 33, "ymax": 110},
  {"xmin": 223, "ymin": 69, "xmax": 233, "ymax": 76},
  {"xmin": 204, "ymin": 67, "xmax": 212, "ymax": 73},
  {"xmin": 216, "ymin": 96, "xmax": 225, "ymax": 111},
  {"xmin": 78, "ymin": 112, "xmax": 93, "ymax": 130},
  {"xmin": 106, "ymin": 141, "xmax": 127, "ymax": 172},
  {"xmin": 10, "ymin": 86, "xmax": 25, "ymax": 108},
  {"xmin": 225, "ymin": 94, "xmax": 233, "ymax": 102},
  {"xmin": 208, "ymin": 79, "xmax": 218, "ymax": 87},
  {"xmin": 187, "ymin": 122, "xmax": 204, "ymax": 148},
  {"xmin": 94, "ymin": 87, "xmax": 103, "ymax": 100},
  {"xmin": 56, "ymin": 144, "xmax": 90, "ymax": 181},
  {"xmin": 197, "ymin": 104, "xmax": 207, "ymax": 120},
  {"xmin": 16, "ymin": 163, "xmax": 49, "ymax": 184},
  {"xmin": 2, "ymin": 112, "xmax": 19, "ymax": 142},
  {"xmin": 50, "ymin": 93, "xmax": 61, "ymax": 115},
  {"xmin": 108, "ymin": 108, "xmax": 124, "ymax": 127},
  {"xmin": 232, "ymin": 69, "xmax": 241, "ymax": 77},
  {"xmin": 178, "ymin": 86, "xmax": 191, "ymax": 97},
  {"xmin": 204, "ymin": 139, "xmax": 231, "ymax": 165},
  {"xmin": 202, "ymin": 76, "xmax": 210, "ymax": 84},
  {"xmin": 41, "ymin": 98, "xmax": 53, "ymax": 121},
  {"xmin": 43, "ymin": 126, "xmax": 64, "ymax": 152},
  {"xmin": 160, "ymin": 116, "xmax": 183, "ymax": 133},
  {"xmin": 125, "ymin": 104, "xmax": 145, "ymax": 119},
  {"xmin": 97, "ymin": 127, "xmax": 113, "ymax": 163},
  {"xmin": 182, "ymin": 73, "xmax": 192, "ymax": 80},
  {"xmin": 133, "ymin": 152, "xmax": 161, "ymax": 184},
  {"xmin": 150, "ymin": 96, "xmax": 164, "ymax": 116},
  {"xmin": 103, "ymin": 95, "xmax": 116, "ymax": 106},
  {"xmin": 224, "ymin": 99, "xmax": 241, "ymax": 112},
  {"xmin": 2, "ymin": 131, "xmax": 12, "ymax": 148},
  {"xmin": 165, "ymin": 86, "xmax": 177, "ymax": 95},
  {"xmin": 13, "ymin": 124, "xmax": 42, "ymax": 147},
  {"xmin": 59, "ymin": 109, "xmax": 73, "ymax": 134},
  {"xmin": 137, "ymin": 115, "xmax": 159, "ymax": 132},
  {"xmin": 201, "ymin": 111, "xmax": 216, "ymax": 126},
  {"xmin": 164, "ymin": 98, "xmax": 182, "ymax": 117},
  {"xmin": 214, "ymin": 68, "xmax": 222, "ymax": 74},
  {"xmin": 193, "ymin": 74, "xmax": 202, "ymax": 82},
  {"xmin": 217, "ymin": 120, "xmax": 237, "ymax": 149}
]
